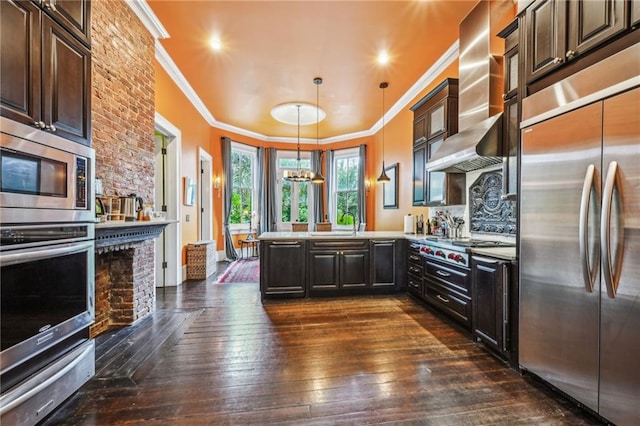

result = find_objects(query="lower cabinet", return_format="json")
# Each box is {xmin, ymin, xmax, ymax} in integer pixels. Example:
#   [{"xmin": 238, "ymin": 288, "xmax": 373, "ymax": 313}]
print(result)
[
  {"xmin": 260, "ymin": 238, "xmax": 405, "ymax": 299},
  {"xmin": 471, "ymin": 255, "xmax": 515, "ymax": 363},
  {"xmin": 308, "ymin": 240, "xmax": 369, "ymax": 295},
  {"xmin": 407, "ymin": 243, "xmax": 424, "ymax": 297},
  {"xmin": 260, "ymin": 240, "xmax": 306, "ymax": 298},
  {"xmin": 423, "ymin": 259, "xmax": 472, "ymax": 330}
]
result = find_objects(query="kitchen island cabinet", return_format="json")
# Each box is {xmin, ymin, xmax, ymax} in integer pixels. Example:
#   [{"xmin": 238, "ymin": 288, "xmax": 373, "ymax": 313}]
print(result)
[
  {"xmin": 259, "ymin": 232, "xmax": 406, "ymax": 300},
  {"xmin": 260, "ymin": 240, "xmax": 306, "ymax": 298}
]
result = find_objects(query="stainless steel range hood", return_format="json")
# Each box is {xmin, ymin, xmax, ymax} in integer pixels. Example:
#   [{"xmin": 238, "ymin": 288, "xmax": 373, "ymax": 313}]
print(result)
[
  {"xmin": 426, "ymin": 113, "xmax": 503, "ymax": 172},
  {"xmin": 426, "ymin": 1, "xmax": 511, "ymax": 173}
]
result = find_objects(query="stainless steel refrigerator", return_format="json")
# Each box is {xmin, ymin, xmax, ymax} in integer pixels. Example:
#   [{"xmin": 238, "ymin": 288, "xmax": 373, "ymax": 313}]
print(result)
[{"xmin": 519, "ymin": 43, "xmax": 640, "ymax": 426}]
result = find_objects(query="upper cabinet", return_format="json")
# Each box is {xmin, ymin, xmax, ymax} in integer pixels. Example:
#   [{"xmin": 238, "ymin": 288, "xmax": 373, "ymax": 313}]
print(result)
[
  {"xmin": 411, "ymin": 79, "xmax": 465, "ymax": 207},
  {"xmin": 1, "ymin": 0, "xmax": 91, "ymax": 146},
  {"xmin": 499, "ymin": 19, "xmax": 520, "ymax": 200},
  {"xmin": 524, "ymin": 0, "xmax": 630, "ymax": 84}
]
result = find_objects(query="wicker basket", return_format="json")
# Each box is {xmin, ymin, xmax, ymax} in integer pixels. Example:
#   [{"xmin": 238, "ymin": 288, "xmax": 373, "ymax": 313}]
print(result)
[
  {"xmin": 315, "ymin": 222, "xmax": 332, "ymax": 232},
  {"xmin": 291, "ymin": 223, "xmax": 309, "ymax": 232}
]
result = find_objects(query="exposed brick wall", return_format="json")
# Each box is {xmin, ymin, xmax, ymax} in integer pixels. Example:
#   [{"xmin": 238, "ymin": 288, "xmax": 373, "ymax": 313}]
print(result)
[{"xmin": 90, "ymin": 0, "xmax": 156, "ymax": 336}]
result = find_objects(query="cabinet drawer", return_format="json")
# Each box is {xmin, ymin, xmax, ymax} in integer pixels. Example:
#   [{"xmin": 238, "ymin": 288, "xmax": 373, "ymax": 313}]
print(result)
[
  {"xmin": 407, "ymin": 262, "xmax": 423, "ymax": 277},
  {"xmin": 425, "ymin": 282, "xmax": 471, "ymax": 329},
  {"xmin": 424, "ymin": 260, "xmax": 470, "ymax": 295},
  {"xmin": 407, "ymin": 272, "xmax": 423, "ymax": 297},
  {"xmin": 309, "ymin": 240, "xmax": 368, "ymax": 250}
]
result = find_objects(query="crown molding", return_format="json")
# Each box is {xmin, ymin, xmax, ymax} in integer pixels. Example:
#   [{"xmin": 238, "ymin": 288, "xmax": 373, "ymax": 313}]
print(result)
[{"xmin": 125, "ymin": 0, "xmax": 169, "ymax": 39}]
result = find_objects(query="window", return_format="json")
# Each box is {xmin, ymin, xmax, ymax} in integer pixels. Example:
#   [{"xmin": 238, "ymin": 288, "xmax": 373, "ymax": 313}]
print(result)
[
  {"xmin": 277, "ymin": 151, "xmax": 313, "ymax": 229},
  {"xmin": 332, "ymin": 148, "xmax": 360, "ymax": 228},
  {"xmin": 230, "ymin": 143, "xmax": 257, "ymax": 230}
]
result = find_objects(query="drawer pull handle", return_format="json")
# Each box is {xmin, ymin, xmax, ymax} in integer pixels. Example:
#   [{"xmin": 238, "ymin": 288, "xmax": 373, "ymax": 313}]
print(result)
[
  {"xmin": 436, "ymin": 295, "xmax": 450, "ymax": 303},
  {"xmin": 409, "ymin": 255, "xmax": 420, "ymax": 261},
  {"xmin": 435, "ymin": 270, "xmax": 451, "ymax": 277}
]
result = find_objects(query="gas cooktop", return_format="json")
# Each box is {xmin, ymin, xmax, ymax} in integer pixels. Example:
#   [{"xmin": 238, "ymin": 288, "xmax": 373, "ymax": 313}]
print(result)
[{"xmin": 423, "ymin": 237, "xmax": 515, "ymax": 248}]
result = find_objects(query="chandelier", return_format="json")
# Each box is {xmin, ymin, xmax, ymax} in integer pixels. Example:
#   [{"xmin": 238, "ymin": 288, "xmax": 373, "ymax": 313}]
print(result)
[{"xmin": 283, "ymin": 104, "xmax": 313, "ymax": 182}]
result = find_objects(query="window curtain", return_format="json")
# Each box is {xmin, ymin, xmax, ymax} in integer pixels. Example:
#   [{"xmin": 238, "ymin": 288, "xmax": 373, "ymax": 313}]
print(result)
[
  {"xmin": 324, "ymin": 149, "xmax": 334, "ymax": 223},
  {"xmin": 256, "ymin": 147, "xmax": 265, "ymax": 235},
  {"xmin": 221, "ymin": 137, "xmax": 238, "ymax": 261},
  {"xmin": 357, "ymin": 144, "xmax": 366, "ymax": 229},
  {"xmin": 312, "ymin": 150, "xmax": 324, "ymax": 223},
  {"xmin": 267, "ymin": 147, "xmax": 278, "ymax": 231}
]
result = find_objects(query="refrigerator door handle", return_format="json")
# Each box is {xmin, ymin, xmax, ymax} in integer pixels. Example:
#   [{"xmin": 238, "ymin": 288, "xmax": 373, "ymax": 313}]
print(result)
[
  {"xmin": 579, "ymin": 164, "xmax": 597, "ymax": 293},
  {"xmin": 601, "ymin": 160, "xmax": 621, "ymax": 299}
]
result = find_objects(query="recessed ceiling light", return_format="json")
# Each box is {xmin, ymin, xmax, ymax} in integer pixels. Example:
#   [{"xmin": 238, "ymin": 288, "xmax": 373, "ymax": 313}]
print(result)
[
  {"xmin": 271, "ymin": 103, "xmax": 326, "ymax": 125},
  {"xmin": 377, "ymin": 50, "xmax": 390, "ymax": 65},
  {"xmin": 210, "ymin": 37, "xmax": 222, "ymax": 51}
]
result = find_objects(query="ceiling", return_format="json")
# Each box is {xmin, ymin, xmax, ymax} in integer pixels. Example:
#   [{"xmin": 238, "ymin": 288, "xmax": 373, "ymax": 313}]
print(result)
[{"xmin": 146, "ymin": 1, "xmax": 479, "ymax": 141}]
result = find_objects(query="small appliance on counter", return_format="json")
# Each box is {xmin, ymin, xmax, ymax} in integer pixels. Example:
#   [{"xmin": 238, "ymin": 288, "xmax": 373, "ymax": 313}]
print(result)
[{"xmin": 120, "ymin": 194, "xmax": 143, "ymax": 221}]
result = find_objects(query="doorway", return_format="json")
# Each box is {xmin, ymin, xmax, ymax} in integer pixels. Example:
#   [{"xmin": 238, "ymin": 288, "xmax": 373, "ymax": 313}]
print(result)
[
  {"xmin": 154, "ymin": 113, "xmax": 181, "ymax": 287},
  {"xmin": 199, "ymin": 148, "xmax": 213, "ymax": 242}
]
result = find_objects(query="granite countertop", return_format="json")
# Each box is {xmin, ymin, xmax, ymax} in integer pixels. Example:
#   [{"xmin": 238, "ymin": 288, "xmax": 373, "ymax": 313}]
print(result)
[
  {"xmin": 259, "ymin": 231, "xmax": 409, "ymax": 240},
  {"xmin": 468, "ymin": 246, "xmax": 517, "ymax": 261}
]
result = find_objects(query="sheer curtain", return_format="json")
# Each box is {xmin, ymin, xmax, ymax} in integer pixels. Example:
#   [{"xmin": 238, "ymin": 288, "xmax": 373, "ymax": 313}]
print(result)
[
  {"xmin": 256, "ymin": 147, "xmax": 265, "ymax": 235},
  {"xmin": 266, "ymin": 147, "xmax": 278, "ymax": 231},
  {"xmin": 357, "ymin": 144, "xmax": 366, "ymax": 229},
  {"xmin": 312, "ymin": 150, "xmax": 324, "ymax": 223},
  {"xmin": 324, "ymin": 149, "xmax": 334, "ymax": 223},
  {"xmin": 221, "ymin": 137, "xmax": 238, "ymax": 261}
]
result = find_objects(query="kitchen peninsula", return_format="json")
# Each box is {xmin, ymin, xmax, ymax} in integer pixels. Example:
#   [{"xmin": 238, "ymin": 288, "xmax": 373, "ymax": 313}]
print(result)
[{"xmin": 259, "ymin": 231, "xmax": 407, "ymax": 299}]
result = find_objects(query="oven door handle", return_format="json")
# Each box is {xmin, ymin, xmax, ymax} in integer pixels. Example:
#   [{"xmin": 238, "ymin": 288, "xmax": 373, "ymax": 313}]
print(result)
[{"xmin": 0, "ymin": 241, "xmax": 94, "ymax": 267}]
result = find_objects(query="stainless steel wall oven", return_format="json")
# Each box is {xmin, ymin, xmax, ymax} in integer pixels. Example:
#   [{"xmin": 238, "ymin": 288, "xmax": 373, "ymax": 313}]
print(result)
[{"xmin": 0, "ymin": 117, "xmax": 96, "ymax": 425}]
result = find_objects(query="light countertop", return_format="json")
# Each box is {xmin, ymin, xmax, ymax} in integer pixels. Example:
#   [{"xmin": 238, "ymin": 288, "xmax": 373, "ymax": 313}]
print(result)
[
  {"xmin": 259, "ymin": 231, "xmax": 409, "ymax": 240},
  {"xmin": 468, "ymin": 246, "xmax": 517, "ymax": 261}
]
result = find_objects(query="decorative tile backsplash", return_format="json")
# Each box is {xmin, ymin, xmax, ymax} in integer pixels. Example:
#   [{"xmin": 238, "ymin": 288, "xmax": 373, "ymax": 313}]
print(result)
[{"xmin": 469, "ymin": 171, "xmax": 516, "ymax": 235}]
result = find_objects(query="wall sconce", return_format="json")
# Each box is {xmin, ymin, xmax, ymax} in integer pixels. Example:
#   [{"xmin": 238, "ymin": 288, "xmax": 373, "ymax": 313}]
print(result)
[
  {"xmin": 365, "ymin": 179, "xmax": 371, "ymax": 194},
  {"xmin": 214, "ymin": 176, "xmax": 221, "ymax": 197}
]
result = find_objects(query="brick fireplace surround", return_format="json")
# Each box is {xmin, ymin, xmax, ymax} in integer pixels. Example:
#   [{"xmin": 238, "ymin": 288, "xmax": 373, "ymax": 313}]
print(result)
[{"xmin": 90, "ymin": 1, "xmax": 157, "ymax": 337}]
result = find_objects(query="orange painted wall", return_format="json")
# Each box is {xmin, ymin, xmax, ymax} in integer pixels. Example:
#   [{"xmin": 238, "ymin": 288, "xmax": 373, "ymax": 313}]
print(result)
[
  {"xmin": 371, "ymin": 61, "xmax": 460, "ymax": 231},
  {"xmin": 154, "ymin": 60, "xmax": 211, "ymax": 265}
]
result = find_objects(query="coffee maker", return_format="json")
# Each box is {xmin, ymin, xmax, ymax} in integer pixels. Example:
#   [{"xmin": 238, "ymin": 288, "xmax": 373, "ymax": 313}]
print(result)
[{"xmin": 120, "ymin": 194, "xmax": 143, "ymax": 221}]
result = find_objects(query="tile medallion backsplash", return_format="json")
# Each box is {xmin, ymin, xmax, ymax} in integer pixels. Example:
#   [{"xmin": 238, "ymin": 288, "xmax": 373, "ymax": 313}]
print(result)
[{"xmin": 469, "ymin": 171, "xmax": 516, "ymax": 235}]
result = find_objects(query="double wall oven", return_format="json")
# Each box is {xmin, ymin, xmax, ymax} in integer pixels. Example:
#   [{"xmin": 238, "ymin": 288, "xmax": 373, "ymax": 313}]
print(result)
[{"xmin": 0, "ymin": 117, "xmax": 95, "ymax": 425}]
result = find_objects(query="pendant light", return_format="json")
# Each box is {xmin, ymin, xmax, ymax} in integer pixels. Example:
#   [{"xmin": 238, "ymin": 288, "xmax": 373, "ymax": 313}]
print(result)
[
  {"xmin": 283, "ymin": 105, "xmax": 313, "ymax": 182},
  {"xmin": 311, "ymin": 77, "xmax": 325, "ymax": 184},
  {"xmin": 377, "ymin": 82, "xmax": 391, "ymax": 182}
]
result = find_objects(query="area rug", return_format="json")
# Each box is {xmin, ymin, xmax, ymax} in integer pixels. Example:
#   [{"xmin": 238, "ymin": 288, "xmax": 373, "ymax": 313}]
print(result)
[{"xmin": 216, "ymin": 258, "xmax": 260, "ymax": 284}]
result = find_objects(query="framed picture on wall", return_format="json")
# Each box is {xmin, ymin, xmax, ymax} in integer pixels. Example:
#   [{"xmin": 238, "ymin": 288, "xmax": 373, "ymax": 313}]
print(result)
[
  {"xmin": 184, "ymin": 177, "xmax": 196, "ymax": 206},
  {"xmin": 383, "ymin": 163, "xmax": 399, "ymax": 209}
]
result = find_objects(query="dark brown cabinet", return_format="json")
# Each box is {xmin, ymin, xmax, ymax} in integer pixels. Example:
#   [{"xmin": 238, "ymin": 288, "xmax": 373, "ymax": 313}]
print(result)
[
  {"xmin": 471, "ymin": 255, "xmax": 508, "ymax": 354},
  {"xmin": 423, "ymin": 258, "xmax": 472, "ymax": 330},
  {"xmin": 1, "ymin": 0, "xmax": 91, "ymax": 146},
  {"xmin": 370, "ymin": 239, "xmax": 402, "ymax": 289},
  {"xmin": 499, "ymin": 19, "xmax": 520, "ymax": 200},
  {"xmin": 524, "ymin": 0, "xmax": 628, "ymax": 84},
  {"xmin": 260, "ymin": 240, "xmax": 306, "ymax": 298},
  {"xmin": 308, "ymin": 240, "xmax": 369, "ymax": 294},
  {"xmin": 41, "ymin": 0, "xmax": 92, "ymax": 47},
  {"xmin": 406, "ymin": 243, "xmax": 424, "ymax": 298},
  {"xmin": 410, "ymin": 79, "xmax": 464, "ymax": 206}
]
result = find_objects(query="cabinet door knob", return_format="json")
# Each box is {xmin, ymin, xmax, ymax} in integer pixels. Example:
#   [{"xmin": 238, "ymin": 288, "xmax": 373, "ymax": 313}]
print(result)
[
  {"xmin": 552, "ymin": 57, "xmax": 562, "ymax": 64},
  {"xmin": 45, "ymin": 124, "xmax": 57, "ymax": 132},
  {"xmin": 33, "ymin": 121, "xmax": 46, "ymax": 129},
  {"xmin": 565, "ymin": 50, "xmax": 576, "ymax": 59}
]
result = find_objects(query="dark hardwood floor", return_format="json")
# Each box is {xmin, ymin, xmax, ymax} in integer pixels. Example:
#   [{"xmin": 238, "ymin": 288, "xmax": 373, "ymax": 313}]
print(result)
[{"xmin": 43, "ymin": 262, "xmax": 603, "ymax": 425}]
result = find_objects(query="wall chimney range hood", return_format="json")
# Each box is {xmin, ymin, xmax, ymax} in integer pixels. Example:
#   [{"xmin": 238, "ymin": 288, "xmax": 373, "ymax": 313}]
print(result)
[
  {"xmin": 426, "ymin": 113, "xmax": 503, "ymax": 172},
  {"xmin": 426, "ymin": 1, "xmax": 512, "ymax": 173}
]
